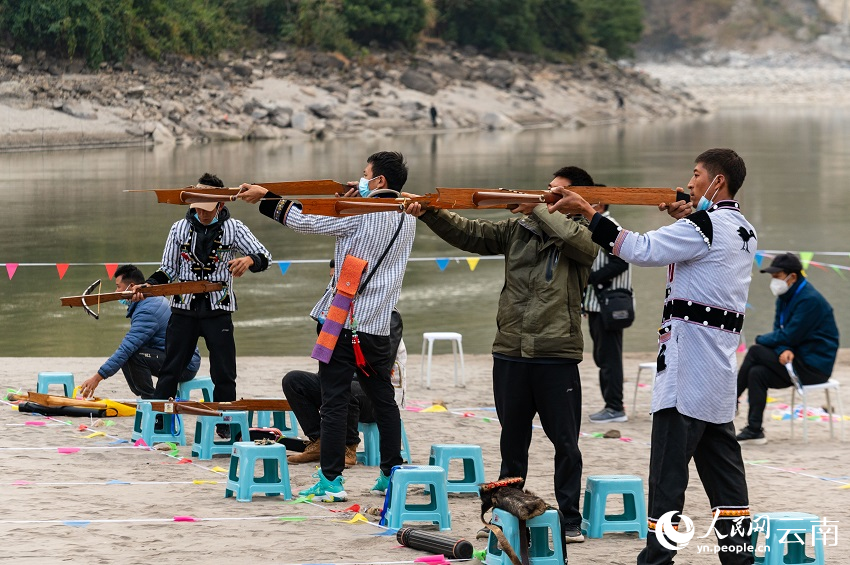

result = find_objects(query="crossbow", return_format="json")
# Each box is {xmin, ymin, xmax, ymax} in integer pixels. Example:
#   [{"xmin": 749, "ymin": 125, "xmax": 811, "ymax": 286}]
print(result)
[{"xmin": 60, "ymin": 280, "xmax": 223, "ymax": 320}]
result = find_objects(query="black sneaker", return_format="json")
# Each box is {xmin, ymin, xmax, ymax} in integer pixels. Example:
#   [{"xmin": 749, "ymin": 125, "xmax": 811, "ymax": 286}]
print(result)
[
  {"xmin": 736, "ymin": 426, "xmax": 767, "ymax": 445},
  {"xmin": 215, "ymin": 424, "xmax": 231, "ymax": 440},
  {"xmin": 564, "ymin": 527, "xmax": 585, "ymax": 543}
]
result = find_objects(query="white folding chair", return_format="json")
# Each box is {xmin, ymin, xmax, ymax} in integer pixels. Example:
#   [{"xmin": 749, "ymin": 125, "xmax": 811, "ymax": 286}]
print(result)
[
  {"xmin": 790, "ymin": 379, "xmax": 844, "ymax": 441},
  {"xmin": 632, "ymin": 362, "xmax": 656, "ymax": 415}
]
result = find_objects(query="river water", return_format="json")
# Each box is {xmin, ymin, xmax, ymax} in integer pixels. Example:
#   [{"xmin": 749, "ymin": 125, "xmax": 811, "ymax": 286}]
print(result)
[{"xmin": 2, "ymin": 105, "xmax": 849, "ymax": 357}]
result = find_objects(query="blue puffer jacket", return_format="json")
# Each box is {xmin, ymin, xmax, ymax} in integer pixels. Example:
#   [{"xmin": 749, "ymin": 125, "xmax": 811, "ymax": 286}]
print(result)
[
  {"xmin": 755, "ymin": 278, "xmax": 839, "ymax": 376},
  {"xmin": 98, "ymin": 296, "xmax": 201, "ymax": 378}
]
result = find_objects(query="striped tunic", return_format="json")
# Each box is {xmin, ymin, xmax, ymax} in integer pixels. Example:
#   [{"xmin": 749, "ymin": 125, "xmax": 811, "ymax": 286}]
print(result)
[
  {"xmin": 591, "ymin": 200, "xmax": 756, "ymax": 423},
  {"xmin": 264, "ymin": 200, "xmax": 416, "ymax": 336},
  {"xmin": 582, "ymin": 211, "xmax": 632, "ymax": 313},
  {"xmin": 154, "ymin": 210, "xmax": 271, "ymax": 312}
]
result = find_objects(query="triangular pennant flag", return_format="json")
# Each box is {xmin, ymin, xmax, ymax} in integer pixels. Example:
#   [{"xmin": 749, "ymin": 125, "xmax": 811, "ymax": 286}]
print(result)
[
  {"xmin": 810, "ymin": 262, "xmax": 828, "ymax": 272},
  {"xmin": 64, "ymin": 520, "xmax": 91, "ymax": 528},
  {"xmin": 279, "ymin": 516, "xmax": 307, "ymax": 522},
  {"xmin": 56, "ymin": 263, "xmax": 70, "ymax": 279},
  {"xmin": 831, "ymin": 266, "xmax": 846, "ymax": 280},
  {"xmin": 105, "ymin": 263, "xmax": 119, "ymax": 279},
  {"xmin": 466, "ymin": 257, "xmax": 480, "ymax": 271},
  {"xmin": 753, "ymin": 252, "xmax": 763, "ymax": 268},
  {"xmin": 5, "ymin": 263, "xmax": 18, "ymax": 280},
  {"xmin": 338, "ymin": 512, "xmax": 370, "ymax": 524},
  {"xmin": 210, "ymin": 466, "xmax": 228, "ymax": 473},
  {"xmin": 435, "ymin": 258, "xmax": 449, "ymax": 271},
  {"xmin": 278, "ymin": 261, "xmax": 291, "ymax": 276},
  {"xmin": 799, "ymin": 251, "xmax": 813, "ymax": 269}
]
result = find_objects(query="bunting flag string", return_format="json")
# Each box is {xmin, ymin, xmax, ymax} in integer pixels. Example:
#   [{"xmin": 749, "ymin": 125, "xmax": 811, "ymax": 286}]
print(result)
[{"xmin": 4, "ymin": 251, "xmax": 850, "ymax": 280}]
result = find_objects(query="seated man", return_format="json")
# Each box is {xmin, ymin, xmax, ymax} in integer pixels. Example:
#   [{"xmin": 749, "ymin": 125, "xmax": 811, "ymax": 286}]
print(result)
[
  {"xmin": 737, "ymin": 253, "xmax": 839, "ymax": 444},
  {"xmin": 283, "ymin": 303, "xmax": 406, "ymax": 476},
  {"xmin": 78, "ymin": 265, "xmax": 201, "ymax": 399}
]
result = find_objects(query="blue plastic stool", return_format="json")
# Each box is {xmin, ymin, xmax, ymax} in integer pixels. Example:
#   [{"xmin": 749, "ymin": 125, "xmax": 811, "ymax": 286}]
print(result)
[
  {"xmin": 356, "ymin": 419, "xmax": 412, "ymax": 466},
  {"xmin": 751, "ymin": 512, "xmax": 826, "ymax": 565},
  {"xmin": 177, "ymin": 375, "xmax": 214, "ymax": 402},
  {"xmin": 428, "ymin": 444, "xmax": 485, "ymax": 494},
  {"xmin": 249, "ymin": 410, "xmax": 300, "ymax": 438},
  {"xmin": 485, "ymin": 508, "xmax": 565, "ymax": 565},
  {"xmin": 131, "ymin": 401, "xmax": 186, "ymax": 446},
  {"xmin": 225, "ymin": 442, "xmax": 291, "ymax": 502},
  {"xmin": 380, "ymin": 465, "xmax": 451, "ymax": 530},
  {"xmin": 581, "ymin": 475, "xmax": 647, "ymax": 539},
  {"xmin": 37, "ymin": 372, "xmax": 75, "ymax": 397},
  {"xmin": 191, "ymin": 411, "xmax": 251, "ymax": 460}
]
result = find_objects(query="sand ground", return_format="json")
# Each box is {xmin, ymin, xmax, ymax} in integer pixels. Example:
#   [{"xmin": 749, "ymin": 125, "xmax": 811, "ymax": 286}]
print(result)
[{"xmin": 1, "ymin": 351, "xmax": 848, "ymax": 565}]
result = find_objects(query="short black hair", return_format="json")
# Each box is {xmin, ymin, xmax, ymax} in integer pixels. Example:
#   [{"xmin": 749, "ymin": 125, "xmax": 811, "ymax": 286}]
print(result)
[
  {"xmin": 695, "ymin": 148, "xmax": 746, "ymax": 197},
  {"xmin": 552, "ymin": 166, "xmax": 594, "ymax": 187},
  {"xmin": 368, "ymin": 151, "xmax": 408, "ymax": 191},
  {"xmin": 114, "ymin": 264, "xmax": 145, "ymax": 285},
  {"xmin": 198, "ymin": 172, "xmax": 224, "ymax": 187}
]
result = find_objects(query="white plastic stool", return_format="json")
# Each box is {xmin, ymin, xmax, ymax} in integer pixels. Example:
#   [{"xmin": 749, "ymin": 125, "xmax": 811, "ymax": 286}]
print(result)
[
  {"xmin": 632, "ymin": 362, "xmax": 656, "ymax": 415},
  {"xmin": 420, "ymin": 332, "xmax": 465, "ymax": 389},
  {"xmin": 790, "ymin": 379, "xmax": 844, "ymax": 441}
]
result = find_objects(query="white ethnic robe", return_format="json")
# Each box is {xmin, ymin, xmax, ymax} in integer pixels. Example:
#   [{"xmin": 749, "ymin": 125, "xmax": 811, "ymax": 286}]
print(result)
[{"xmin": 590, "ymin": 200, "xmax": 757, "ymax": 424}]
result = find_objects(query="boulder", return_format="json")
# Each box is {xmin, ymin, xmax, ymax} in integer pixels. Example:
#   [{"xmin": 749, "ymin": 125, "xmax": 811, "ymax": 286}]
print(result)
[
  {"xmin": 400, "ymin": 69, "xmax": 438, "ymax": 95},
  {"xmin": 483, "ymin": 63, "xmax": 516, "ymax": 89},
  {"xmin": 291, "ymin": 111, "xmax": 314, "ymax": 132},
  {"xmin": 61, "ymin": 100, "xmax": 98, "ymax": 120},
  {"xmin": 231, "ymin": 62, "xmax": 254, "ymax": 77},
  {"xmin": 248, "ymin": 124, "xmax": 285, "ymax": 140},
  {"xmin": 307, "ymin": 102, "xmax": 336, "ymax": 119},
  {"xmin": 480, "ymin": 112, "xmax": 521, "ymax": 131},
  {"xmin": 152, "ymin": 122, "xmax": 176, "ymax": 145}
]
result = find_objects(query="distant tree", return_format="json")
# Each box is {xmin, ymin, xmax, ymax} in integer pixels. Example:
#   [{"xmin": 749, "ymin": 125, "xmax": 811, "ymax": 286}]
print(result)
[
  {"xmin": 343, "ymin": 0, "xmax": 428, "ymax": 49},
  {"xmin": 215, "ymin": 0, "xmax": 296, "ymax": 36},
  {"xmin": 281, "ymin": 0, "xmax": 358, "ymax": 55},
  {"xmin": 534, "ymin": 0, "xmax": 588, "ymax": 56},
  {"xmin": 435, "ymin": 0, "xmax": 541, "ymax": 54},
  {"xmin": 577, "ymin": 0, "xmax": 643, "ymax": 59},
  {"xmin": 2, "ymin": 0, "xmax": 133, "ymax": 66},
  {"xmin": 130, "ymin": 0, "xmax": 239, "ymax": 60}
]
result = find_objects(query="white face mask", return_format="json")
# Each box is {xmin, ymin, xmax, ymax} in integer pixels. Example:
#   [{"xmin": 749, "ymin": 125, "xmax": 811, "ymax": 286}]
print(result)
[{"xmin": 769, "ymin": 276, "xmax": 791, "ymax": 296}]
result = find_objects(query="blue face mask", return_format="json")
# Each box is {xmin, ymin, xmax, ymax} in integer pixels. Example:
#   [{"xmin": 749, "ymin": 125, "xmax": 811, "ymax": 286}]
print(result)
[
  {"xmin": 193, "ymin": 213, "xmax": 219, "ymax": 225},
  {"xmin": 118, "ymin": 298, "xmax": 131, "ymax": 307},
  {"xmin": 358, "ymin": 177, "xmax": 375, "ymax": 198},
  {"xmin": 696, "ymin": 175, "xmax": 721, "ymax": 212}
]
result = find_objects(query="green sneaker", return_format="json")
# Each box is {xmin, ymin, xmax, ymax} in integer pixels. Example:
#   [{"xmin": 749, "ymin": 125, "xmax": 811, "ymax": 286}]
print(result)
[
  {"xmin": 298, "ymin": 469, "xmax": 348, "ymax": 502},
  {"xmin": 370, "ymin": 471, "xmax": 390, "ymax": 495}
]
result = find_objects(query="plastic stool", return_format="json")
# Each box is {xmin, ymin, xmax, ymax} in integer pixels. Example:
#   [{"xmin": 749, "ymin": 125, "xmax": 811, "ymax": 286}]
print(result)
[
  {"xmin": 131, "ymin": 401, "xmax": 186, "ymax": 446},
  {"xmin": 37, "ymin": 372, "xmax": 75, "ymax": 397},
  {"xmin": 428, "ymin": 444, "xmax": 485, "ymax": 494},
  {"xmin": 356, "ymin": 419, "xmax": 412, "ymax": 466},
  {"xmin": 751, "ymin": 512, "xmax": 825, "ymax": 565},
  {"xmin": 632, "ymin": 362, "xmax": 656, "ymax": 415},
  {"xmin": 581, "ymin": 475, "xmax": 647, "ymax": 539},
  {"xmin": 249, "ymin": 410, "xmax": 300, "ymax": 438},
  {"xmin": 191, "ymin": 411, "xmax": 251, "ymax": 460},
  {"xmin": 225, "ymin": 442, "xmax": 291, "ymax": 502},
  {"xmin": 420, "ymin": 332, "xmax": 465, "ymax": 388},
  {"xmin": 485, "ymin": 508, "xmax": 564, "ymax": 565},
  {"xmin": 790, "ymin": 379, "xmax": 844, "ymax": 441},
  {"xmin": 177, "ymin": 375, "xmax": 214, "ymax": 402},
  {"xmin": 380, "ymin": 465, "xmax": 451, "ymax": 530}
]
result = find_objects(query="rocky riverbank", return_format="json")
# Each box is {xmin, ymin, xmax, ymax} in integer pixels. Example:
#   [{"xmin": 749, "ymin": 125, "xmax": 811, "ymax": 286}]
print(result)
[{"xmin": 0, "ymin": 44, "xmax": 705, "ymax": 151}]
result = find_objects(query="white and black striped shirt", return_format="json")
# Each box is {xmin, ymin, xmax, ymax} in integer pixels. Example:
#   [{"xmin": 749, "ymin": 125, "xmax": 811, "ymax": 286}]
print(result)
[
  {"xmin": 266, "ymin": 201, "xmax": 416, "ymax": 336},
  {"xmin": 154, "ymin": 211, "xmax": 271, "ymax": 312},
  {"xmin": 583, "ymin": 211, "xmax": 632, "ymax": 313}
]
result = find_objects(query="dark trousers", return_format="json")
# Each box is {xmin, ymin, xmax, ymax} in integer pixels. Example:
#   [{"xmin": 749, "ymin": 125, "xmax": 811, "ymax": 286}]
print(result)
[
  {"xmin": 154, "ymin": 309, "xmax": 237, "ymax": 402},
  {"xmin": 318, "ymin": 329, "xmax": 401, "ymax": 480},
  {"xmin": 281, "ymin": 369, "xmax": 374, "ymax": 445},
  {"xmin": 121, "ymin": 346, "xmax": 197, "ymax": 399},
  {"xmin": 493, "ymin": 356, "xmax": 583, "ymax": 528},
  {"xmin": 737, "ymin": 344, "xmax": 829, "ymax": 430},
  {"xmin": 638, "ymin": 408, "xmax": 753, "ymax": 565},
  {"xmin": 588, "ymin": 312, "xmax": 625, "ymax": 412}
]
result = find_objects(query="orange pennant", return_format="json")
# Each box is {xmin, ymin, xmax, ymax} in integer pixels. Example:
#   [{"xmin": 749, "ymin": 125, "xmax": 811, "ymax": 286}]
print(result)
[
  {"xmin": 56, "ymin": 264, "xmax": 70, "ymax": 279},
  {"xmin": 105, "ymin": 263, "xmax": 118, "ymax": 279}
]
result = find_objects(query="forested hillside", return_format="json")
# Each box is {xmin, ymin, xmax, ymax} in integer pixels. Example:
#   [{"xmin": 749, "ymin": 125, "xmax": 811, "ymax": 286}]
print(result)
[{"xmin": 0, "ymin": 0, "xmax": 644, "ymax": 66}]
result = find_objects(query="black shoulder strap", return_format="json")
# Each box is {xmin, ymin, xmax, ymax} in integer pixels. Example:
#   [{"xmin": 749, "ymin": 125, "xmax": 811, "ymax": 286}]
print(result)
[{"xmin": 358, "ymin": 214, "xmax": 405, "ymax": 296}]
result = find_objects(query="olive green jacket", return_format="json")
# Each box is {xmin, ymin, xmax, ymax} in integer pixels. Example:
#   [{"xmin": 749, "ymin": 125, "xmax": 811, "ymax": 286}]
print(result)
[{"xmin": 419, "ymin": 205, "xmax": 598, "ymax": 359}]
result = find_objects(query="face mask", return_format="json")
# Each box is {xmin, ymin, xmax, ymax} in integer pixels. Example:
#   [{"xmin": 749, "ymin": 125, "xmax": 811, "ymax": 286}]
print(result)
[
  {"xmin": 358, "ymin": 177, "xmax": 375, "ymax": 198},
  {"xmin": 696, "ymin": 175, "xmax": 721, "ymax": 212},
  {"xmin": 770, "ymin": 276, "xmax": 791, "ymax": 297},
  {"xmin": 118, "ymin": 298, "xmax": 131, "ymax": 307},
  {"xmin": 193, "ymin": 212, "xmax": 219, "ymax": 225}
]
